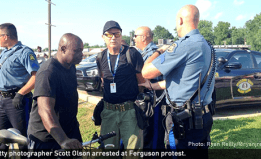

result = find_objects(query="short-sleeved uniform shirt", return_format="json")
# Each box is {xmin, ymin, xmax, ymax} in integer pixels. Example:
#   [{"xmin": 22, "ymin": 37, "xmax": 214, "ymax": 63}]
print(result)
[
  {"xmin": 0, "ymin": 41, "xmax": 39, "ymax": 91},
  {"xmin": 97, "ymin": 46, "xmax": 144, "ymax": 104},
  {"xmin": 152, "ymin": 29, "xmax": 215, "ymax": 106},
  {"xmin": 28, "ymin": 58, "xmax": 82, "ymax": 142},
  {"xmin": 139, "ymin": 42, "xmax": 163, "ymax": 83},
  {"xmin": 140, "ymin": 42, "xmax": 158, "ymax": 61}
]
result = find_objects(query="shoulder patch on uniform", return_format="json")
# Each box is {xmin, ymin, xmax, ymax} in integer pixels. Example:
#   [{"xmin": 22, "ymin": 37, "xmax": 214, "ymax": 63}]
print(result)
[
  {"xmin": 167, "ymin": 42, "xmax": 178, "ymax": 53},
  {"xmin": 29, "ymin": 54, "xmax": 35, "ymax": 61}
]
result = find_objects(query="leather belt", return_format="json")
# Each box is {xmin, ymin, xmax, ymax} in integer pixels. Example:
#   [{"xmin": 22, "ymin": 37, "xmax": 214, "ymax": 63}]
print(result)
[
  {"xmin": 0, "ymin": 89, "xmax": 19, "ymax": 98},
  {"xmin": 174, "ymin": 105, "xmax": 210, "ymax": 115},
  {"xmin": 104, "ymin": 101, "xmax": 134, "ymax": 112}
]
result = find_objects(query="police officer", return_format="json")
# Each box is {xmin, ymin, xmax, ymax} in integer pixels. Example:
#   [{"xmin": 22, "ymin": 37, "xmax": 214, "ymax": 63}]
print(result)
[
  {"xmin": 0, "ymin": 23, "xmax": 39, "ymax": 152},
  {"xmin": 139, "ymin": 5, "xmax": 215, "ymax": 159},
  {"xmin": 134, "ymin": 26, "xmax": 158, "ymax": 61},
  {"xmin": 134, "ymin": 26, "xmax": 165, "ymax": 150}
]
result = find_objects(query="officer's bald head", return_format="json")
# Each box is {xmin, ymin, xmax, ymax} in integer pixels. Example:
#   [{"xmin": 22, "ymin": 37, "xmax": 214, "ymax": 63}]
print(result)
[
  {"xmin": 134, "ymin": 26, "xmax": 153, "ymax": 50},
  {"xmin": 136, "ymin": 26, "xmax": 153, "ymax": 40},
  {"xmin": 176, "ymin": 5, "xmax": 200, "ymax": 37}
]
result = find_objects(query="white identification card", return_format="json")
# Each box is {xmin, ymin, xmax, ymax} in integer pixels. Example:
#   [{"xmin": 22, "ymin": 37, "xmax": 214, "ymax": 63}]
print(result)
[{"xmin": 110, "ymin": 83, "xmax": 116, "ymax": 93}]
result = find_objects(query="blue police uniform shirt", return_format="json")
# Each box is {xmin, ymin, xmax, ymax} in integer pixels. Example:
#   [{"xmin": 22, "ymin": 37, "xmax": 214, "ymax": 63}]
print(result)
[
  {"xmin": 152, "ymin": 29, "xmax": 215, "ymax": 106},
  {"xmin": 0, "ymin": 41, "xmax": 40, "ymax": 91},
  {"xmin": 139, "ymin": 42, "xmax": 164, "ymax": 82},
  {"xmin": 141, "ymin": 42, "xmax": 158, "ymax": 61}
]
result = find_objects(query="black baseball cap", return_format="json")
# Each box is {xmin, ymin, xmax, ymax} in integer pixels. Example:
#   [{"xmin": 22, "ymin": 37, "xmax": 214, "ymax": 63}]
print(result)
[{"xmin": 103, "ymin": 20, "xmax": 122, "ymax": 34}]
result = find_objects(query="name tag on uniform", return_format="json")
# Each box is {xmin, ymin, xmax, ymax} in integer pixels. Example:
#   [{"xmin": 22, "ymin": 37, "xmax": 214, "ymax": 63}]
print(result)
[{"xmin": 110, "ymin": 83, "xmax": 116, "ymax": 93}]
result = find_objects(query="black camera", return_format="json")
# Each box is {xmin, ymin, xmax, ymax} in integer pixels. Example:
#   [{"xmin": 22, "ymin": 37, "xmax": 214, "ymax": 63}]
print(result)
[{"xmin": 137, "ymin": 92, "xmax": 152, "ymax": 102}]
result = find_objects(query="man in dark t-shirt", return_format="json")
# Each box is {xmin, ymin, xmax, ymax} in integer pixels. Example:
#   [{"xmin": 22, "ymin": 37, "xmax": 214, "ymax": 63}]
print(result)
[{"xmin": 27, "ymin": 33, "xmax": 83, "ymax": 151}]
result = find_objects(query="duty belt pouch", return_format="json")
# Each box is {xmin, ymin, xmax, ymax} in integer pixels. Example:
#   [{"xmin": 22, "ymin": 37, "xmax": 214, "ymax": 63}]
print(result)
[
  {"xmin": 133, "ymin": 103, "xmax": 149, "ymax": 130},
  {"xmin": 208, "ymin": 102, "xmax": 216, "ymax": 116},
  {"xmin": 193, "ymin": 103, "xmax": 203, "ymax": 129},
  {"xmin": 171, "ymin": 111, "xmax": 185, "ymax": 139},
  {"xmin": 93, "ymin": 98, "xmax": 104, "ymax": 126}
]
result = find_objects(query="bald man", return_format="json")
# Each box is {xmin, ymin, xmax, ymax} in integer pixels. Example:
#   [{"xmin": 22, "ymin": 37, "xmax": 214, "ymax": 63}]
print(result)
[
  {"xmin": 134, "ymin": 26, "xmax": 165, "ymax": 150},
  {"xmin": 28, "ymin": 33, "xmax": 83, "ymax": 152},
  {"xmin": 134, "ymin": 26, "xmax": 158, "ymax": 61},
  {"xmin": 139, "ymin": 5, "xmax": 215, "ymax": 158}
]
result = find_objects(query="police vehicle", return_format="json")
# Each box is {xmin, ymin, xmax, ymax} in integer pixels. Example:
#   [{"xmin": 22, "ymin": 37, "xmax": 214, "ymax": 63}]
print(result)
[
  {"xmin": 76, "ymin": 45, "xmax": 261, "ymax": 109},
  {"xmin": 214, "ymin": 45, "xmax": 261, "ymax": 108},
  {"xmin": 76, "ymin": 53, "xmax": 101, "ymax": 91}
]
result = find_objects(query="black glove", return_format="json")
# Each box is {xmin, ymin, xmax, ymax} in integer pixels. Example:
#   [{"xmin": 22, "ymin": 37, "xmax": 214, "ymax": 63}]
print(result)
[{"xmin": 12, "ymin": 93, "xmax": 25, "ymax": 109}]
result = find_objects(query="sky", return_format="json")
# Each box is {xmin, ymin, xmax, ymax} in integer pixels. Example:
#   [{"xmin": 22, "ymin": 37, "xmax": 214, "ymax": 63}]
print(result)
[{"xmin": 0, "ymin": 0, "xmax": 260, "ymax": 50}]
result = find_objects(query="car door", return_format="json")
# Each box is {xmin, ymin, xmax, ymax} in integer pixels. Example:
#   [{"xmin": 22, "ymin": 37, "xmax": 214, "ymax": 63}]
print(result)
[{"xmin": 230, "ymin": 52, "xmax": 261, "ymax": 99}]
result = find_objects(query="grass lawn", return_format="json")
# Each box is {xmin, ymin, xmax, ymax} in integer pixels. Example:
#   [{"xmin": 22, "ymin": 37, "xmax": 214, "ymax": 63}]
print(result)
[
  {"xmin": 210, "ymin": 115, "xmax": 261, "ymax": 149},
  {"xmin": 77, "ymin": 100, "xmax": 100, "ymax": 148},
  {"xmin": 77, "ymin": 100, "xmax": 261, "ymax": 158}
]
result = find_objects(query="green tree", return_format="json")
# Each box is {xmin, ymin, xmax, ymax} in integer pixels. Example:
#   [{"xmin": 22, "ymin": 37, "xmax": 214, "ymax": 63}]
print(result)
[
  {"xmin": 214, "ymin": 21, "xmax": 231, "ymax": 45},
  {"xmin": 231, "ymin": 27, "xmax": 246, "ymax": 45},
  {"xmin": 121, "ymin": 30, "xmax": 135, "ymax": 46},
  {"xmin": 122, "ymin": 35, "xmax": 130, "ymax": 46},
  {"xmin": 198, "ymin": 20, "xmax": 215, "ymax": 44},
  {"xmin": 153, "ymin": 25, "xmax": 174, "ymax": 44},
  {"xmin": 173, "ymin": 28, "xmax": 179, "ymax": 41},
  {"xmin": 83, "ymin": 43, "xmax": 90, "ymax": 48},
  {"xmin": 245, "ymin": 13, "xmax": 261, "ymax": 51},
  {"xmin": 43, "ymin": 48, "xmax": 48, "ymax": 52}
]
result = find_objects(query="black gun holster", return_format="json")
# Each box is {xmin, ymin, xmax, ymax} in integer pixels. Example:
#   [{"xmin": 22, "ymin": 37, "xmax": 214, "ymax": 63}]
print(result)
[{"xmin": 167, "ymin": 100, "xmax": 204, "ymax": 139}]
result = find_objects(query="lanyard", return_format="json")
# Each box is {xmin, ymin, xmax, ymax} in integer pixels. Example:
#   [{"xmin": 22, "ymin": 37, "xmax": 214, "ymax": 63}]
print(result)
[{"xmin": 107, "ymin": 47, "xmax": 122, "ymax": 82}]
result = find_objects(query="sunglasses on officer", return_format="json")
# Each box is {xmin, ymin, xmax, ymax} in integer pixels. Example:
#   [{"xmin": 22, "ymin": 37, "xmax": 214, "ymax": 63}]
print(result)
[
  {"xmin": 134, "ymin": 34, "xmax": 143, "ymax": 38},
  {"xmin": 104, "ymin": 32, "xmax": 121, "ymax": 38}
]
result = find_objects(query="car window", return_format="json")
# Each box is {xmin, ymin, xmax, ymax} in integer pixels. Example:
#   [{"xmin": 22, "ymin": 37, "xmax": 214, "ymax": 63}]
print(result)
[
  {"xmin": 215, "ymin": 51, "xmax": 229, "ymax": 67},
  {"xmin": 229, "ymin": 53, "xmax": 253, "ymax": 69},
  {"xmin": 82, "ymin": 54, "xmax": 97, "ymax": 63},
  {"xmin": 252, "ymin": 53, "xmax": 261, "ymax": 68},
  {"xmin": 216, "ymin": 51, "xmax": 229, "ymax": 59}
]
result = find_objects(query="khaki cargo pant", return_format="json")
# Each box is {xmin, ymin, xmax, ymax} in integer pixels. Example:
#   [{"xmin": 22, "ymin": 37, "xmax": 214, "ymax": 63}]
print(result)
[{"xmin": 100, "ymin": 107, "xmax": 143, "ymax": 149}]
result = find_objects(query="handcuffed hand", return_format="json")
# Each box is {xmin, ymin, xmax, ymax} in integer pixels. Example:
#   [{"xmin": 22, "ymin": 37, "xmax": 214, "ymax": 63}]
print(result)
[
  {"xmin": 138, "ymin": 79, "xmax": 152, "ymax": 90},
  {"xmin": 12, "ymin": 93, "xmax": 25, "ymax": 109}
]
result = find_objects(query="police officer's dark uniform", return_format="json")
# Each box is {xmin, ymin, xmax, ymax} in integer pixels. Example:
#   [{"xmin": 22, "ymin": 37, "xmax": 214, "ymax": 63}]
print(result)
[
  {"xmin": 0, "ymin": 41, "xmax": 39, "ymax": 150},
  {"xmin": 151, "ymin": 29, "xmax": 215, "ymax": 158}
]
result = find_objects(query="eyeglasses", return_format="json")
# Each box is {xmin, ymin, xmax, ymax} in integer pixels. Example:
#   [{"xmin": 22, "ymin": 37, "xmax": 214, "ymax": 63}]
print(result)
[
  {"xmin": 0, "ymin": 34, "xmax": 8, "ymax": 37},
  {"xmin": 134, "ymin": 34, "xmax": 143, "ymax": 38},
  {"xmin": 104, "ymin": 32, "xmax": 121, "ymax": 38}
]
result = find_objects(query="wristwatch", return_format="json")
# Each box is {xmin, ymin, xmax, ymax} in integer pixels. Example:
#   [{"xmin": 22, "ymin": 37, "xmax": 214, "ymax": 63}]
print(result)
[{"xmin": 154, "ymin": 50, "xmax": 161, "ymax": 55}]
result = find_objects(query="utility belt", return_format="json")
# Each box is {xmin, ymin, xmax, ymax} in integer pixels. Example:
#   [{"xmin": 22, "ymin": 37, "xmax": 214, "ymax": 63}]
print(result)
[
  {"xmin": 104, "ymin": 101, "xmax": 134, "ymax": 112},
  {"xmin": 163, "ymin": 101, "xmax": 212, "ymax": 140},
  {"xmin": 0, "ymin": 88, "xmax": 32, "ymax": 99},
  {"xmin": 0, "ymin": 88, "xmax": 20, "ymax": 98},
  {"xmin": 173, "ymin": 104, "xmax": 209, "ymax": 119}
]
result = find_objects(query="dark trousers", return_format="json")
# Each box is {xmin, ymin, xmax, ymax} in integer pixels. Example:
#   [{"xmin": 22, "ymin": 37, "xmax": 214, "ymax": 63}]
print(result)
[
  {"xmin": 0, "ymin": 95, "xmax": 32, "ymax": 151},
  {"xmin": 143, "ymin": 103, "xmax": 165, "ymax": 150},
  {"xmin": 166, "ymin": 110, "xmax": 213, "ymax": 159},
  {"xmin": 28, "ymin": 139, "xmax": 61, "ymax": 159}
]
